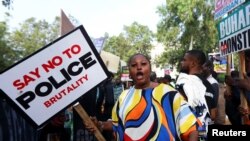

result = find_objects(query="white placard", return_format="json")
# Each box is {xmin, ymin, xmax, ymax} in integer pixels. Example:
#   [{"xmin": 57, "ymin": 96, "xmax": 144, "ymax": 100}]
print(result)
[{"xmin": 0, "ymin": 25, "xmax": 109, "ymax": 127}]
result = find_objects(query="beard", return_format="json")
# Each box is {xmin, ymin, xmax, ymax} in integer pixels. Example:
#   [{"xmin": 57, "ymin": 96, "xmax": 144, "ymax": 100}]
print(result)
[{"xmin": 179, "ymin": 68, "xmax": 189, "ymax": 74}]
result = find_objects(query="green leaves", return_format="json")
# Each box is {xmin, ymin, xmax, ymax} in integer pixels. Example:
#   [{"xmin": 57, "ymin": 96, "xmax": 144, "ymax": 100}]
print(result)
[
  {"xmin": 2, "ymin": 0, "xmax": 12, "ymax": 9},
  {"xmin": 9, "ymin": 17, "xmax": 60, "ymax": 59},
  {"xmin": 0, "ymin": 21, "xmax": 17, "ymax": 72},
  {"xmin": 156, "ymin": 0, "xmax": 218, "ymax": 68},
  {"xmin": 103, "ymin": 22, "xmax": 154, "ymax": 62},
  {"xmin": 0, "ymin": 17, "xmax": 60, "ymax": 72}
]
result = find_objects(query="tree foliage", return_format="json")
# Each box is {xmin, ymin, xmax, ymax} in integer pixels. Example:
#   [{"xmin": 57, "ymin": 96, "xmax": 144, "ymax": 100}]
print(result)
[
  {"xmin": 8, "ymin": 17, "xmax": 60, "ymax": 60},
  {"xmin": 156, "ymin": 0, "xmax": 218, "ymax": 67},
  {"xmin": 0, "ymin": 17, "xmax": 60, "ymax": 72},
  {"xmin": 103, "ymin": 22, "xmax": 154, "ymax": 62},
  {"xmin": 0, "ymin": 21, "xmax": 17, "ymax": 71},
  {"xmin": 104, "ymin": 34, "xmax": 131, "ymax": 61},
  {"xmin": 2, "ymin": 0, "xmax": 12, "ymax": 9}
]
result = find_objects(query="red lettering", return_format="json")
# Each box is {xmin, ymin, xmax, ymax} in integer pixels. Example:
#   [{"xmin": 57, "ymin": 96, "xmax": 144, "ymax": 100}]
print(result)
[
  {"xmin": 42, "ymin": 61, "xmax": 54, "ymax": 73},
  {"xmin": 67, "ymin": 86, "xmax": 74, "ymax": 93},
  {"xmin": 13, "ymin": 68, "xmax": 41, "ymax": 90},
  {"xmin": 29, "ymin": 67, "xmax": 40, "ymax": 79},
  {"xmin": 62, "ymin": 48, "xmax": 71, "ymax": 58},
  {"xmin": 82, "ymin": 74, "xmax": 88, "ymax": 80},
  {"xmin": 42, "ymin": 56, "xmax": 63, "ymax": 73},
  {"xmin": 62, "ymin": 44, "xmax": 81, "ymax": 58},
  {"xmin": 50, "ymin": 97, "xmax": 57, "ymax": 104},
  {"xmin": 44, "ymin": 101, "xmax": 51, "ymax": 108},
  {"xmin": 52, "ymin": 56, "xmax": 63, "ymax": 66},
  {"xmin": 23, "ymin": 75, "xmax": 35, "ymax": 87},
  {"xmin": 13, "ymin": 79, "xmax": 25, "ymax": 90},
  {"xmin": 71, "ymin": 44, "xmax": 81, "ymax": 54},
  {"xmin": 55, "ymin": 93, "xmax": 63, "ymax": 100},
  {"xmin": 42, "ymin": 74, "xmax": 88, "ymax": 108},
  {"xmin": 44, "ymin": 93, "xmax": 63, "ymax": 108}
]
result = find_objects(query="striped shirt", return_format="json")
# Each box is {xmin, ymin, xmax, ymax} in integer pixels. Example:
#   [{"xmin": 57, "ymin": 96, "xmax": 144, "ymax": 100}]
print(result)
[{"xmin": 112, "ymin": 83, "xmax": 198, "ymax": 141}]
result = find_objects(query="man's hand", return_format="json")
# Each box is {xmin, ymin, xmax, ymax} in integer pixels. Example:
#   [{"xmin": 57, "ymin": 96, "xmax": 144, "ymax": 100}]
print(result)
[
  {"xmin": 238, "ymin": 73, "xmax": 250, "ymax": 91},
  {"xmin": 84, "ymin": 116, "xmax": 99, "ymax": 133}
]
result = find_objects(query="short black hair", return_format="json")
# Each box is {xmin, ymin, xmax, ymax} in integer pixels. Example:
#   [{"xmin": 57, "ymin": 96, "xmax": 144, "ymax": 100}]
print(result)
[
  {"xmin": 150, "ymin": 71, "xmax": 157, "ymax": 81},
  {"xmin": 186, "ymin": 49, "xmax": 206, "ymax": 66},
  {"xmin": 231, "ymin": 70, "xmax": 239, "ymax": 78},
  {"xmin": 127, "ymin": 53, "xmax": 151, "ymax": 66},
  {"xmin": 204, "ymin": 60, "xmax": 214, "ymax": 70},
  {"xmin": 164, "ymin": 74, "xmax": 171, "ymax": 81}
]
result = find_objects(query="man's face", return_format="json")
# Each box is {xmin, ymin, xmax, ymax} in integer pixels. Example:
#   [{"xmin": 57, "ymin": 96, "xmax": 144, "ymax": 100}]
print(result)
[{"xmin": 180, "ymin": 53, "xmax": 192, "ymax": 74}]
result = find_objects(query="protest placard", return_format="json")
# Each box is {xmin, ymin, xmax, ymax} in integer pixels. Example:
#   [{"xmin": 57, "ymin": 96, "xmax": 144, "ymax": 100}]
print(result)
[{"xmin": 0, "ymin": 25, "xmax": 110, "ymax": 127}]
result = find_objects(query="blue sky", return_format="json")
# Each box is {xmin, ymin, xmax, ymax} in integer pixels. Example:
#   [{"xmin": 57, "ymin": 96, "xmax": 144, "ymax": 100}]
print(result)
[{"xmin": 0, "ymin": 0, "xmax": 165, "ymax": 38}]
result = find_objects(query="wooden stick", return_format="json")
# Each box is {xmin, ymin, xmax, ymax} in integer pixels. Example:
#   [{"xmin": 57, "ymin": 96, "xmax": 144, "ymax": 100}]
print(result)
[
  {"xmin": 239, "ymin": 51, "xmax": 249, "ymax": 124},
  {"xmin": 225, "ymin": 54, "xmax": 232, "ymax": 96},
  {"xmin": 226, "ymin": 55, "xmax": 231, "ymax": 75},
  {"xmin": 73, "ymin": 104, "xmax": 106, "ymax": 141}
]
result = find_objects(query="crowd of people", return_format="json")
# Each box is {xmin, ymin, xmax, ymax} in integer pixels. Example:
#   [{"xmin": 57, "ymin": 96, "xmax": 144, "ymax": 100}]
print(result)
[
  {"xmin": 1, "ymin": 49, "xmax": 250, "ymax": 141},
  {"xmin": 85, "ymin": 52, "xmax": 199, "ymax": 141},
  {"xmin": 84, "ymin": 49, "xmax": 250, "ymax": 141},
  {"xmin": 224, "ymin": 50, "xmax": 250, "ymax": 125}
]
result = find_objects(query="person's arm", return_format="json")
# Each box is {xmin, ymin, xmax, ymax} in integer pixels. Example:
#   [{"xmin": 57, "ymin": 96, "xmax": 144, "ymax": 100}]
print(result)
[
  {"xmin": 224, "ymin": 89, "xmax": 232, "ymax": 100},
  {"xmin": 210, "ymin": 83, "xmax": 219, "ymax": 121},
  {"xmin": 226, "ymin": 73, "xmax": 250, "ymax": 91},
  {"xmin": 224, "ymin": 75, "xmax": 235, "ymax": 86},
  {"xmin": 84, "ymin": 117, "xmax": 113, "ymax": 133},
  {"xmin": 211, "ymin": 83, "xmax": 219, "ymax": 105},
  {"xmin": 98, "ymin": 120, "xmax": 113, "ymax": 131},
  {"xmin": 210, "ymin": 108, "xmax": 217, "ymax": 121},
  {"xmin": 237, "ymin": 74, "xmax": 250, "ymax": 91},
  {"xmin": 238, "ymin": 106, "xmax": 250, "ymax": 125},
  {"xmin": 174, "ymin": 93, "xmax": 199, "ymax": 141}
]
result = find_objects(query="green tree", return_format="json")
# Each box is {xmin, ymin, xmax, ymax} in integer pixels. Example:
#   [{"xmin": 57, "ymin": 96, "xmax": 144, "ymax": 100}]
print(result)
[
  {"xmin": 123, "ymin": 22, "xmax": 154, "ymax": 56},
  {"xmin": 8, "ymin": 17, "xmax": 60, "ymax": 60},
  {"xmin": 104, "ymin": 34, "xmax": 131, "ymax": 61},
  {"xmin": 0, "ymin": 21, "xmax": 17, "ymax": 71},
  {"xmin": 103, "ymin": 22, "xmax": 154, "ymax": 62},
  {"xmin": 2, "ymin": 0, "xmax": 12, "ymax": 8},
  {"xmin": 156, "ymin": 0, "xmax": 218, "ymax": 67}
]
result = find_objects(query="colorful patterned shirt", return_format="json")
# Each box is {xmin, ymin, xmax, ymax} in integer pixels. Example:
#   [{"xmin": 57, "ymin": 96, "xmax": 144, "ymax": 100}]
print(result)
[{"xmin": 112, "ymin": 83, "xmax": 198, "ymax": 141}]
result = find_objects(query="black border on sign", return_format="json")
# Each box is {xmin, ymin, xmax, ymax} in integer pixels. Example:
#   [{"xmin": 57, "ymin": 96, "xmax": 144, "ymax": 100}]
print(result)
[{"xmin": 0, "ymin": 25, "xmax": 111, "ymax": 128}]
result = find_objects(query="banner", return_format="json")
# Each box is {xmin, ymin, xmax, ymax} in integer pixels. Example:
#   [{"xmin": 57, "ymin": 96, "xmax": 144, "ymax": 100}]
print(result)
[
  {"xmin": 0, "ymin": 25, "xmax": 109, "ymax": 127},
  {"xmin": 100, "ymin": 51, "xmax": 120, "ymax": 73},
  {"xmin": 208, "ymin": 52, "xmax": 232, "ymax": 73},
  {"xmin": 214, "ymin": 0, "xmax": 245, "ymax": 20},
  {"xmin": 217, "ymin": 1, "xmax": 250, "ymax": 56},
  {"xmin": 92, "ymin": 37, "xmax": 106, "ymax": 53}
]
